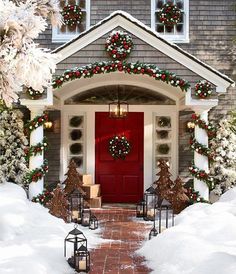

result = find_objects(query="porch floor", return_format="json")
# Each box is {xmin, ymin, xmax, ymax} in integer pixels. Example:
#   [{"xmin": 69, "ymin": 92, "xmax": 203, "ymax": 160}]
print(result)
[{"xmin": 89, "ymin": 206, "xmax": 152, "ymax": 274}]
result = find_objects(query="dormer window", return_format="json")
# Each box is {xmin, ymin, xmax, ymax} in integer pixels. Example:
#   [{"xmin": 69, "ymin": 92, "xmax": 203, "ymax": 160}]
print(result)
[
  {"xmin": 52, "ymin": 0, "xmax": 90, "ymax": 43},
  {"xmin": 151, "ymin": 0, "xmax": 189, "ymax": 43}
]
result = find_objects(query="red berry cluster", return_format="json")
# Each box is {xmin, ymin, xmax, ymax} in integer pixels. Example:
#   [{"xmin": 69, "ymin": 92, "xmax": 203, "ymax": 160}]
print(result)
[
  {"xmin": 195, "ymin": 80, "xmax": 212, "ymax": 99},
  {"xmin": 25, "ymin": 160, "xmax": 49, "ymax": 183},
  {"xmin": 191, "ymin": 114, "xmax": 216, "ymax": 139}
]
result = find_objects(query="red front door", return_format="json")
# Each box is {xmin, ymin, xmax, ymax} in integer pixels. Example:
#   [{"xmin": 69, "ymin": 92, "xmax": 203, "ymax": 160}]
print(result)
[{"xmin": 95, "ymin": 112, "xmax": 144, "ymax": 203}]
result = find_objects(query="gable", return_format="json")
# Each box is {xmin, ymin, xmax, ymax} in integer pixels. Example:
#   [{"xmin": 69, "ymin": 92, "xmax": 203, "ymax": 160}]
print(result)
[{"xmin": 53, "ymin": 11, "xmax": 234, "ymax": 92}]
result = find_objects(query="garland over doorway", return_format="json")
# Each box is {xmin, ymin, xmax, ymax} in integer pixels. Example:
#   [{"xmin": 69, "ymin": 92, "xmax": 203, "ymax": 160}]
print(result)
[{"xmin": 52, "ymin": 60, "xmax": 190, "ymax": 91}]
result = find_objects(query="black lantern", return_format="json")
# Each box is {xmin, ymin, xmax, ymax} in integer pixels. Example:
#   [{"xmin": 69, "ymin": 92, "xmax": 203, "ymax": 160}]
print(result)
[
  {"xmin": 144, "ymin": 186, "xmax": 158, "ymax": 221},
  {"xmin": 75, "ymin": 245, "xmax": 90, "ymax": 273},
  {"xmin": 89, "ymin": 215, "xmax": 98, "ymax": 230},
  {"xmin": 69, "ymin": 189, "xmax": 84, "ymax": 223},
  {"xmin": 148, "ymin": 206, "xmax": 158, "ymax": 240},
  {"xmin": 64, "ymin": 225, "xmax": 87, "ymax": 268},
  {"xmin": 136, "ymin": 199, "xmax": 145, "ymax": 218},
  {"xmin": 157, "ymin": 198, "xmax": 174, "ymax": 234},
  {"xmin": 81, "ymin": 208, "xmax": 91, "ymax": 227}
]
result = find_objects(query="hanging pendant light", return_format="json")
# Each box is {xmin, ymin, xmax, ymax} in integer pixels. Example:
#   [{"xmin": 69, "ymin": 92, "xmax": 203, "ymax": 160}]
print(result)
[{"xmin": 109, "ymin": 86, "xmax": 129, "ymax": 119}]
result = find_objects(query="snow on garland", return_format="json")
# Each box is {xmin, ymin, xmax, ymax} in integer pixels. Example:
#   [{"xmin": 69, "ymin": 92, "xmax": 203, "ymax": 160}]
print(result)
[
  {"xmin": 189, "ymin": 164, "xmax": 214, "ymax": 190},
  {"xmin": 189, "ymin": 136, "xmax": 214, "ymax": 161},
  {"xmin": 24, "ymin": 137, "xmax": 48, "ymax": 161},
  {"xmin": 24, "ymin": 114, "xmax": 49, "ymax": 135},
  {"xmin": 26, "ymin": 87, "xmax": 45, "ymax": 100},
  {"xmin": 32, "ymin": 189, "xmax": 53, "ymax": 207},
  {"xmin": 158, "ymin": 2, "xmax": 181, "ymax": 26},
  {"xmin": 186, "ymin": 186, "xmax": 209, "ymax": 204},
  {"xmin": 109, "ymin": 136, "xmax": 131, "ymax": 160},
  {"xmin": 61, "ymin": 5, "xmax": 83, "ymax": 26},
  {"xmin": 25, "ymin": 159, "xmax": 49, "ymax": 184},
  {"xmin": 195, "ymin": 80, "xmax": 213, "ymax": 99},
  {"xmin": 52, "ymin": 60, "xmax": 190, "ymax": 91},
  {"xmin": 105, "ymin": 30, "xmax": 134, "ymax": 60}
]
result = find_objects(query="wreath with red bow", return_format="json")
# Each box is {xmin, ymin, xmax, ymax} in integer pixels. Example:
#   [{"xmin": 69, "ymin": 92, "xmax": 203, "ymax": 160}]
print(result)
[
  {"xmin": 61, "ymin": 5, "xmax": 83, "ymax": 26},
  {"xmin": 105, "ymin": 30, "xmax": 133, "ymax": 60},
  {"xmin": 109, "ymin": 136, "xmax": 131, "ymax": 160}
]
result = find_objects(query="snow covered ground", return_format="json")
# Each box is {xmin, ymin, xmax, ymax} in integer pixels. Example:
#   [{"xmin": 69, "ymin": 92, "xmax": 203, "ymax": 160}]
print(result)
[
  {"xmin": 0, "ymin": 183, "xmax": 105, "ymax": 274},
  {"xmin": 138, "ymin": 188, "xmax": 236, "ymax": 274}
]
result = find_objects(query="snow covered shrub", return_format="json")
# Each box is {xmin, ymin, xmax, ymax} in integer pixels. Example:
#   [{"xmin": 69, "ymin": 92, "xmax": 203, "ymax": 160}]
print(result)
[
  {"xmin": 0, "ymin": 109, "xmax": 29, "ymax": 185},
  {"xmin": 210, "ymin": 112, "xmax": 236, "ymax": 195}
]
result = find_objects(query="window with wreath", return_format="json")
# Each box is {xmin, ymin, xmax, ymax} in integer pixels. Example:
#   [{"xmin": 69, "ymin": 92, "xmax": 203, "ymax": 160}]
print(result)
[
  {"xmin": 52, "ymin": 0, "xmax": 90, "ymax": 43},
  {"xmin": 151, "ymin": 0, "xmax": 189, "ymax": 43}
]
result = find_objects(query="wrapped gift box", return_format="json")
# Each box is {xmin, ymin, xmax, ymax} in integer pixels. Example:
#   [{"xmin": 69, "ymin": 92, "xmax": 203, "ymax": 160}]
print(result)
[
  {"xmin": 88, "ymin": 197, "xmax": 102, "ymax": 208},
  {"xmin": 82, "ymin": 184, "xmax": 100, "ymax": 199},
  {"xmin": 83, "ymin": 174, "xmax": 93, "ymax": 185}
]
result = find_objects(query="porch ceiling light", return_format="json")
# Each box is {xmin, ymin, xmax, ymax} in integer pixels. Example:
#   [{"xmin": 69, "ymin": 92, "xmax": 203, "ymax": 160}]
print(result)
[{"xmin": 109, "ymin": 100, "xmax": 129, "ymax": 119}]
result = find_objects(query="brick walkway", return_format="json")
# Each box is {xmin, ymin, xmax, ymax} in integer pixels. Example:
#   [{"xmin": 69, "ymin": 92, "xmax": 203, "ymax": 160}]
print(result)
[{"xmin": 89, "ymin": 207, "xmax": 152, "ymax": 274}]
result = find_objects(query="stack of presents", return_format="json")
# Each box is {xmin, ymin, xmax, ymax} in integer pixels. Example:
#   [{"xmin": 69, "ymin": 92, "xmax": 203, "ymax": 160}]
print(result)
[{"xmin": 82, "ymin": 175, "xmax": 102, "ymax": 208}]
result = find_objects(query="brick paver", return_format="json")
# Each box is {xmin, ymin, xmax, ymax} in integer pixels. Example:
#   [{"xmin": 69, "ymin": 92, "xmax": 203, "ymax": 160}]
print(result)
[{"xmin": 89, "ymin": 207, "xmax": 152, "ymax": 274}]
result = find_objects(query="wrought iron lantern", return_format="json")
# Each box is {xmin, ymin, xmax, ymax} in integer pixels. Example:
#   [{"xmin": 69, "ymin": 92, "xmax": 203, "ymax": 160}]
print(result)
[
  {"xmin": 89, "ymin": 215, "xmax": 98, "ymax": 230},
  {"xmin": 69, "ymin": 189, "xmax": 84, "ymax": 224},
  {"xmin": 148, "ymin": 204, "xmax": 158, "ymax": 240},
  {"xmin": 109, "ymin": 100, "xmax": 129, "ymax": 119},
  {"xmin": 136, "ymin": 199, "xmax": 145, "ymax": 218},
  {"xmin": 74, "ymin": 245, "xmax": 90, "ymax": 273},
  {"xmin": 143, "ymin": 186, "xmax": 158, "ymax": 221},
  {"xmin": 64, "ymin": 225, "xmax": 87, "ymax": 268},
  {"xmin": 157, "ymin": 198, "xmax": 174, "ymax": 234},
  {"xmin": 81, "ymin": 208, "xmax": 91, "ymax": 227}
]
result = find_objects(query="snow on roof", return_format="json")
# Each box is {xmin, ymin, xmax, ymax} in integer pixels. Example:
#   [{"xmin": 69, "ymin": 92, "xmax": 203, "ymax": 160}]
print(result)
[{"xmin": 53, "ymin": 10, "xmax": 234, "ymax": 86}]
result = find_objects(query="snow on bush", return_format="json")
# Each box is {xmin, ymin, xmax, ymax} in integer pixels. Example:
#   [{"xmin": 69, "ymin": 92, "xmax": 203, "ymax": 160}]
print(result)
[
  {"xmin": 0, "ymin": 182, "xmax": 104, "ymax": 274},
  {"xmin": 138, "ymin": 188, "xmax": 236, "ymax": 274}
]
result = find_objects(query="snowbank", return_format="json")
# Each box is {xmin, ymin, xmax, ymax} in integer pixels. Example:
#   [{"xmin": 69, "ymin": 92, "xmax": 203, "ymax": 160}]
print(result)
[
  {"xmin": 138, "ymin": 188, "xmax": 236, "ymax": 274},
  {"xmin": 0, "ymin": 183, "xmax": 104, "ymax": 274}
]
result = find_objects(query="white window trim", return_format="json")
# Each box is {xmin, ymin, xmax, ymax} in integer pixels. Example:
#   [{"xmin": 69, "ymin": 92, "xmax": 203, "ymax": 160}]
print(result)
[
  {"xmin": 151, "ymin": 0, "xmax": 189, "ymax": 43},
  {"xmin": 52, "ymin": 0, "xmax": 90, "ymax": 43}
]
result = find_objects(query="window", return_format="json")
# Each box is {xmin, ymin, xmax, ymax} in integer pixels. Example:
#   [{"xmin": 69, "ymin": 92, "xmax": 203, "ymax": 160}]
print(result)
[
  {"xmin": 151, "ymin": 0, "xmax": 189, "ymax": 43},
  {"xmin": 52, "ymin": 0, "xmax": 90, "ymax": 43}
]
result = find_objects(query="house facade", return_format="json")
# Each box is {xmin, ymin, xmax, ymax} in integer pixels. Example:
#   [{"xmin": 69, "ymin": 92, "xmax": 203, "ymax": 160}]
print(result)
[{"xmin": 21, "ymin": 0, "xmax": 235, "ymax": 202}]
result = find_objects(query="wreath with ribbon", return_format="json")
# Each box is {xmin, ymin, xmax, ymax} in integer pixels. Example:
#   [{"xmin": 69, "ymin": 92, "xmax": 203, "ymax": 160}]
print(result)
[
  {"xmin": 109, "ymin": 136, "xmax": 131, "ymax": 159},
  {"xmin": 158, "ymin": 2, "xmax": 181, "ymax": 26},
  {"xmin": 61, "ymin": 5, "xmax": 83, "ymax": 26},
  {"xmin": 105, "ymin": 30, "xmax": 134, "ymax": 60},
  {"xmin": 195, "ymin": 80, "xmax": 212, "ymax": 99}
]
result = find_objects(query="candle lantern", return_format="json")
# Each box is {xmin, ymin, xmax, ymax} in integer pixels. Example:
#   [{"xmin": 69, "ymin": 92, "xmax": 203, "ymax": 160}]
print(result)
[
  {"xmin": 157, "ymin": 198, "xmax": 174, "ymax": 234},
  {"xmin": 75, "ymin": 245, "xmax": 90, "ymax": 273},
  {"xmin": 144, "ymin": 186, "xmax": 158, "ymax": 221},
  {"xmin": 69, "ymin": 189, "xmax": 84, "ymax": 224},
  {"xmin": 81, "ymin": 208, "xmax": 91, "ymax": 227},
  {"xmin": 136, "ymin": 199, "xmax": 145, "ymax": 218},
  {"xmin": 148, "ymin": 206, "xmax": 158, "ymax": 240},
  {"xmin": 64, "ymin": 225, "xmax": 87, "ymax": 268},
  {"xmin": 89, "ymin": 215, "xmax": 98, "ymax": 230}
]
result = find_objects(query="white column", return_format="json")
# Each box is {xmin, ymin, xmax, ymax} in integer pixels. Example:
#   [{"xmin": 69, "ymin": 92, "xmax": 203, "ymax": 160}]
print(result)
[
  {"xmin": 28, "ymin": 106, "xmax": 45, "ymax": 200},
  {"xmin": 194, "ymin": 109, "xmax": 209, "ymax": 200}
]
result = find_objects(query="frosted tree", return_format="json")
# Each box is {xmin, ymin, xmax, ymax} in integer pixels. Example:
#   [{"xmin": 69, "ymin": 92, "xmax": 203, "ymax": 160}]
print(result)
[
  {"xmin": 0, "ymin": 109, "xmax": 29, "ymax": 185},
  {"xmin": 210, "ymin": 112, "xmax": 236, "ymax": 195},
  {"xmin": 0, "ymin": 0, "xmax": 62, "ymax": 107}
]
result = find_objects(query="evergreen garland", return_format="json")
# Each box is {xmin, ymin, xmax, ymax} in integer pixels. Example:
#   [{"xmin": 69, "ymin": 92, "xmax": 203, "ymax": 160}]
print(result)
[
  {"xmin": 191, "ymin": 113, "xmax": 216, "ymax": 139},
  {"xmin": 189, "ymin": 164, "xmax": 214, "ymax": 190},
  {"xmin": 32, "ymin": 189, "xmax": 53, "ymax": 206},
  {"xmin": 25, "ymin": 114, "xmax": 48, "ymax": 135},
  {"xmin": 24, "ymin": 137, "xmax": 48, "ymax": 161},
  {"xmin": 189, "ymin": 136, "xmax": 214, "ymax": 160},
  {"xmin": 25, "ymin": 159, "xmax": 49, "ymax": 184},
  {"xmin": 52, "ymin": 60, "xmax": 190, "ymax": 92}
]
